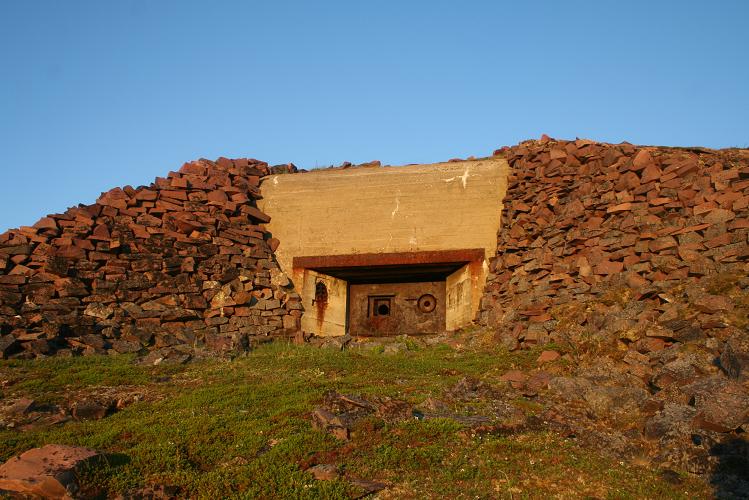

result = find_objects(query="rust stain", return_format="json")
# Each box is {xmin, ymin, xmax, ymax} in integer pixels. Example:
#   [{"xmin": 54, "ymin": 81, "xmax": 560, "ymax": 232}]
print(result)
[
  {"xmin": 293, "ymin": 248, "xmax": 485, "ymax": 271},
  {"xmin": 314, "ymin": 281, "xmax": 328, "ymax": 333}
]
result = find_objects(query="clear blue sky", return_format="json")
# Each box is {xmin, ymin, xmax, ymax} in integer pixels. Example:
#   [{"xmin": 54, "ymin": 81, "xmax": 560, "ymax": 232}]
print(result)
[{"xmin": 1, "ymin": 1, "xmax": 747, "ymax": 231}]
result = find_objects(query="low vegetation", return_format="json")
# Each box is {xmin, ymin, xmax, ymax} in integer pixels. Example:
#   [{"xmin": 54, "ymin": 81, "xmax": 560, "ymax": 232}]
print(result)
[{"xmin": 0, "ymin": 341, "xmax": 711, "ymax": 498}]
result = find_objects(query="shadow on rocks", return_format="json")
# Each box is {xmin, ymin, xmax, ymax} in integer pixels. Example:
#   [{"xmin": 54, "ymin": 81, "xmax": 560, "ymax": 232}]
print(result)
[{"xmin": 710, "ymin": 437, "xmax": 749, "ymax": 499}]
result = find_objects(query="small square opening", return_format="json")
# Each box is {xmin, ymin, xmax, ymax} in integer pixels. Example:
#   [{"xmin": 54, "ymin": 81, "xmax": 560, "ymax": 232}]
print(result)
[{"xmin": 368, "ymin": 295, "xmax": 393, "ymax": 317}]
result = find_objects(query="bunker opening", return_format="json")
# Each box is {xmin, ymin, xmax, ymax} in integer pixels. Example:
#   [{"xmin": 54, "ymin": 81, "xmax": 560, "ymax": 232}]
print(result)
[{"xmin": 294, "ymin": 249, "xmax": 483, "ymax": 337}]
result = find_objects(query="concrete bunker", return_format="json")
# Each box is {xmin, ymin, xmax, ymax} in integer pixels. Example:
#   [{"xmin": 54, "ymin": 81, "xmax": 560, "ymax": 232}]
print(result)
[{"xmin": 258, "ymin": 157, "xmax": 509, "ymax": 337}]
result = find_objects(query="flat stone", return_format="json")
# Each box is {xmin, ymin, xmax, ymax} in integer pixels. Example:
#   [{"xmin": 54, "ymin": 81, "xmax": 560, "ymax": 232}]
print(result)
[
  {"xmin": 110, "ymin": 339, "xmax": 142, "ymax": 354},
  {"xmin": 537, "ymin": 350, "xmax": 560, "ymax": 364},
  {"xmin": 7, "ymin": 398, "xmax": 36, "ymax": 416},
  {"xmin": 83, "ymin": 303, "xmax": 114, "ymax": 320},
  {"xmin": 500, "ymin": 369, "xmax": 528, "ymax": 389},
  {"xmin": 0, "ymin": 444, "xmax": 101, "ymax": 499},
  {"xmin": 692, "ymin": 294, "xmax": 733, "ymax": 314},
  {"xmin": 632, "ymin": 150, "xmax": 654, "ymax": 171},
  {"xmin": 687, "ymin": 377, "xmax": 749, "ymax": 432},
  {"xmin": 349, "ymin": 478, "xmax": 388, "ymax": 496},
  {"xmin": 307, "ymin": 463, "xmax": 339, "ymax": 481},
  {"xmin": 703, "ymin": 208, "xmax": 735, "ymax": 224},
  {"xmin": 70, "ymin": 399, "xmax": 113, "ymax": 421}
]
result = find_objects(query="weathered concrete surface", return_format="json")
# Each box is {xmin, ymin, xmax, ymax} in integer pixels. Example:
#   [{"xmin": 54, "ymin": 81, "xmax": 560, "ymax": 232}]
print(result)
[
  {"xmin": 446, "ymin": 264, "xmax": 473, "ymax": 331},
  {"xmin": 259, "ymin": 158, "xmax": 509, "ymax": 334},
  {"xmin": 349, "ymin": 281, "xmax": 445, "ymax": 336},
  {"xmin": 300, "ymin": 269, "xmax": 347, "ymax": 337},
  {"xmin": 259, "ymin": 158, "xmax": 508, "ymax": 269}
]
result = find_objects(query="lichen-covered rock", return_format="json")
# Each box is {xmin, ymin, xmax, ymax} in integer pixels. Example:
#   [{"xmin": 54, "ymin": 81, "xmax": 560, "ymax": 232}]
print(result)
[{"xmin": 720, "ymin": 332, "xmax": 749, "ymax": 381}]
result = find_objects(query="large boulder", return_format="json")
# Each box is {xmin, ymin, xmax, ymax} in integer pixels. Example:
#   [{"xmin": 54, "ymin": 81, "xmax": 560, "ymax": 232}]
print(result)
[{"xmin": 0, "ymin": 444, "xmax": 102, "ymax": 499}]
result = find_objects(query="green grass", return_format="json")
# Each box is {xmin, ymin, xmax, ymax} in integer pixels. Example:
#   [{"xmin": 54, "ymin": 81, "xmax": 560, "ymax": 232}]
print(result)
[{"xmin": 0, "ymin": 342, "xmax": 710, "ymax": 498}]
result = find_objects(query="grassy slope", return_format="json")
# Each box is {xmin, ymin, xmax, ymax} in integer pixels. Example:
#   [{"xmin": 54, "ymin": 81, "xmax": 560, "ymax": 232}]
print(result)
[{"xmin": 0, "ymin": 343, "xmax": 710, "ymax": 499}]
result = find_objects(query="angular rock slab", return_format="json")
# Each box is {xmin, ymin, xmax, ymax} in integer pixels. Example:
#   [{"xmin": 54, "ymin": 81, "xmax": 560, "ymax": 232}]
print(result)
[{"xmin": 0, "ymin": 444, "xmax": 101, "ymax": 499}]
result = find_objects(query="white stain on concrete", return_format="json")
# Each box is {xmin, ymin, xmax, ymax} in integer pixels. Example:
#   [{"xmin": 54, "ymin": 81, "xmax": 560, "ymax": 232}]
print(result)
[{"xmin": 443, "ymin": 166, "xmax": 471, "ymax": 188}]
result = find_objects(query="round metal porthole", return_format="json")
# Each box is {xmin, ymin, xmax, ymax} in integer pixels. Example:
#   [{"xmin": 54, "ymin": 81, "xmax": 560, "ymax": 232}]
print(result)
[{"xmin": 417, "ymin": 294, "xmax": 436, "ymax": 313}]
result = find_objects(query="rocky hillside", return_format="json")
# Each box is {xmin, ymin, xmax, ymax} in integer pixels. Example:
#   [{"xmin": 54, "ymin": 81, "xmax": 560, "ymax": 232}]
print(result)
[
  {"xmin": 479, "ymin": 136, "xmax": 748, "ymax": 480},
  {"xmin": 0, "ymin": 136, "xmax": 747, "ymax": 492}
]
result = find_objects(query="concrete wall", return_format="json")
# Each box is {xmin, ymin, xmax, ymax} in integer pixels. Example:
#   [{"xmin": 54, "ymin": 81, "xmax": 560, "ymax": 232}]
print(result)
[
  {"xmin": 299, "ymin": 270, "xmax": 347, "ymax": 337},
  {"xmin": 349, "ymin": 281, "xmax": 445, "ymax": 336},
  {"xmin": 446, "ymin": 264, "xmax": 472, "ymax": 331},
  {"xmin": 259, "ymin": 158, "xmax": 508, "ymax": 270},
  {"xmin": 258, "ymin": 158, "xmax": 509, "ymax": 334}
]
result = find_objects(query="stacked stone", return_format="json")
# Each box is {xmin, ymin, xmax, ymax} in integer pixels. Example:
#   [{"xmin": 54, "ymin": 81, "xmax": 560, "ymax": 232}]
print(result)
[
  {"xmin": 479, "ymin": 136, "xmax": 749, "ymax": 349},
  {"xmin": 0, "ymin": 158, "xmax": 302, "ymax": 359}
]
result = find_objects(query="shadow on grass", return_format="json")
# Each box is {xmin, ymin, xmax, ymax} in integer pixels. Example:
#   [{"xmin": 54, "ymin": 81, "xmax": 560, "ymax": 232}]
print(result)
[
  {"xmin": 710, "ymin": 437, "xmax": 749, "ymax": 499},
  {"xmin": 77, "ymin": 452, "xmax": 133, "ymax": 499}
]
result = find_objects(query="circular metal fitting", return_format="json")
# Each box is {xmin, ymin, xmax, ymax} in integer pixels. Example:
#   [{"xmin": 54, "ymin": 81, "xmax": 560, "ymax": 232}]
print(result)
[{"xmin": 417, "ymin": 294, "xmax": 437, "ymax": 313}]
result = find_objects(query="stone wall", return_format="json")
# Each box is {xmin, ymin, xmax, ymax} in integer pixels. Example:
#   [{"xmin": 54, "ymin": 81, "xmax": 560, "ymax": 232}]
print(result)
[
  {"xmin": 0, "ymin": 158, "xmax": 302, "ymax": 359},
  {"xmin": 2, "ymin": 137, "xmax": 747, "ymax": 360},
  {"xmin": 479, "ymin": 136, "xmax": 749, "ymax": 350}
]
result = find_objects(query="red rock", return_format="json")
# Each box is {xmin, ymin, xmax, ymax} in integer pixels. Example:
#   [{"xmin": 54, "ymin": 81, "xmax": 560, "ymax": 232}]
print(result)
[
  {"xmin": 674, "ymin": 158, "xmax": 699, "ymax": 176},
  {"xmin": 634, "ymin": 337, "xmax": 667, "ymax": 353},
  {"xmin": 242, "ymin": 206, "xmax": 272, "ymax": 223},
  {"xmin": 500, "ymin": 369, "xmax": 528, "ymax": 389},
  {"xmin": 705, "ymin": 233, "xmax": 732, "ymax": 248},
  {"xmin": 640, "ymin": 164, "xmax": 662, "ymax": 183},
  {"xmin": 649, "ymin": 236, "xmax": 677, "ymax": 252},
  {"xmin": 594, "ymin": 260, "xmax": 624, "ymax": 275},
  {"xmin": 549, "ymin": 149, "xmax": 566, "ymax": 160},
  {"xmin": 615, "ymin": 172, "xmax": 641, "ymax": 191},
  {"xmin": 0, "ymin": 275, "xmax": 27, "ymax": 285},
  {"xmin": 0, "ymin": 444, "xmax": 101, "ymax": 499},
  {"xmin": 307, "ymin": 463, "xmax": 339, "ymax": 481},
  {"xmin": 89, "ymin": 224, "xmax": 110, "ymax": 241},
  {"xmin": 632, "ymin": 150, "xmax": 654, "ymax": 171},
  {"xmin": 537, "ymin": 350, "xmax": 560, "ymax": 364},
  {"xmin": 703, "ymin": 208, "xmax": 735, "ymax": 224},
  {"xmin": 626, "ymin": 273, "xmax": 650, "ymax": 288},
  {"xmin": 8, "ymin": 265, "xmax": 32, "ymax": 276},
  {"xmin": 170, "ymin": 176, "xmax": 188, "ymax": 189},
  {"xmin": 607, "ymin": 203, "xmax": 632, "ymax": 213},
  {"xmin": 7, "ymin": 398, "xmax": 36, "ymax": 415},
  {"xmin": 693, "ymin": 294, "xmax": 733, "ymax": 313},
  {"xmin": 134, "ymin": 189, "xmax": 157, "ymax": 201},
  {"xmin": 179, "ymin": 162, "xmax": 206, "ymax": 175},
  {"xmin": 206, "ymin": 190, "xmax": 228, "ymax": 203},
  {"xmin": 32, "ymin": 217, "xmax": 58, "ymax": 231}
]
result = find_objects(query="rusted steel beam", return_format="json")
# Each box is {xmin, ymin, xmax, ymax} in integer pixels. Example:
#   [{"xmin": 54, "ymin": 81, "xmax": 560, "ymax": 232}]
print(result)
[{"xmin": 293, "ymin": 249, "xmax": 484, "ymax": 270}]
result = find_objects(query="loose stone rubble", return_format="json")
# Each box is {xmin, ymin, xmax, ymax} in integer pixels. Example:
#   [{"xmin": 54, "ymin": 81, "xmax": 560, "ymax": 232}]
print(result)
[
  {"xmin": 480, "ymin": 136, "xmax": 749, "ymax": 350},
  {"xmin": 0, "ymin": 159, "xmax": 301, "ymax": 359},
  {"xmin": 475, "ymin": 136, "xmax": 749, "ymax": 490}
]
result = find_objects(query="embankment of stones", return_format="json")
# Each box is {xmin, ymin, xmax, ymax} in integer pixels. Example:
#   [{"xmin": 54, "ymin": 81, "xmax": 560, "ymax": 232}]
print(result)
[
  {"xmin": 0, "ymin": 158, "xmax": 302, "ymax": 359},
  {"xmin": 479, "ymin": 137, "xmax": 749, "ymax": 354},
  {"xmin": 1, "ymin": 137, "xmax": 747, "ymax": 363},
  {"xmin": 475, "ymin": 137, "xmax": 749, "ymax": 479}
]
